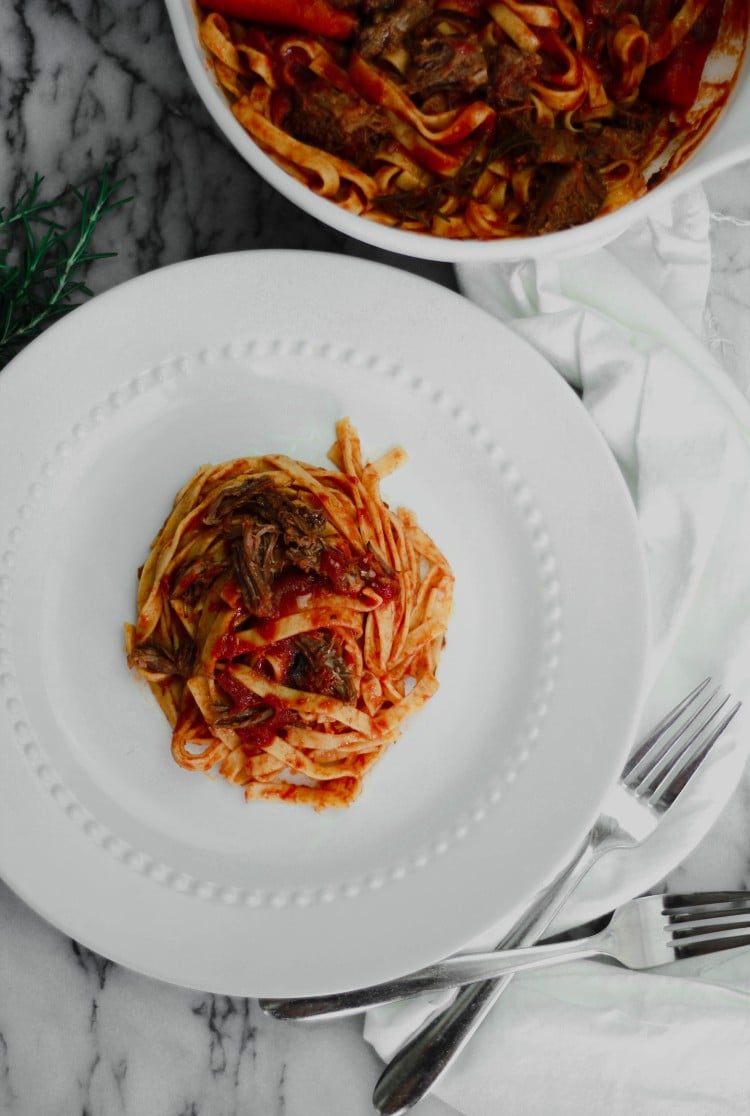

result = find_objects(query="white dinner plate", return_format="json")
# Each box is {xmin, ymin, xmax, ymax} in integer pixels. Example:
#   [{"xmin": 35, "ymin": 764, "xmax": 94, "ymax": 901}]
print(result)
[{"xmin": 0, "ymin": 251, "xmax": 648, "ymax": 996}]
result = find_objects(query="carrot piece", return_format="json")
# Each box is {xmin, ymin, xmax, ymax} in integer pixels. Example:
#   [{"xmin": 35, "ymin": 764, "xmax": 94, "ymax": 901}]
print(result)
[{"xmin": 203, "ymin": 0, "xmax": 357, "ymax": 40}]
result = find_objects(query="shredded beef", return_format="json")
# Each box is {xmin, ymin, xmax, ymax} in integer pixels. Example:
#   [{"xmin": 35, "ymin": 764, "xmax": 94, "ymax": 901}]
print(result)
[
  {"xmin": 585, "ymin": 124, "xmax": 651, "ymax": 167},
  {"xmin": 170, "ymin": 556, "xmax": 224, "ymax": 602},
  {"xmin": 357, "ymin": 0, "xmax": 434, "ymax": 60},
  {"xmin": 516, "ymin": 122, "xmax": 584, "ymax": 164},
  {"xmin": 405, "ymin": 36, "xmax": 488, "ymax": 100},
  {"xmin": 289, "ymin": 631, "xmax": 355, "ymax": 701},
  {"xmin": 285, "ymin": 83, "xmax": 388, "ymax": 168},
  {"xmin": 487, "ymin": 43, "xmax": 541, "ymax": 110},
  {"xmin": 511, "ymin": 114, "xmax": 654, "ymax": 182},
  {"xmin": 231, "ymin": 522, "xmax": 283, "ymax": 616},
  {"xmin": 205, "ymin": 477, "xmax": 326, "ymax": 552},
  {"xmin": 215, "ymin": 705, "xmax": 275, "ymax": 728},
  {"xmin": 527, "ymin": 162, "xmax": 606, "ymax": 235},
  {"xmin": 582, "ymin": 104, "xmax": 661, "ymax": 166},
  {"xmin": 128, "ymin": 642, "xmax": 195, "ymax": 678},
  {"xmin": 206, "ymin": 476, "xmax": 330, "ymax": 615},
  {"xmin": 203, "ymin": 475, "xmax": 275, "ymax": 526}
]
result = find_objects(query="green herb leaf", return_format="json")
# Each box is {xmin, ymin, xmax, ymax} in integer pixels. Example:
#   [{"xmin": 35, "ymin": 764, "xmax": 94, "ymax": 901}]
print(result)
[{"xmin": 0, "ymin": 168, "xmax": 132, "ymax": 368}]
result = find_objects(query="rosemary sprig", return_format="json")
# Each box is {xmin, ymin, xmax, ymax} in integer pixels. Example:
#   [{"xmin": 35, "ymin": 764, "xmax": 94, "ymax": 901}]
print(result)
[{"xmin": 0, "ymin": 168, "xmax": 132, "ymax": 368}]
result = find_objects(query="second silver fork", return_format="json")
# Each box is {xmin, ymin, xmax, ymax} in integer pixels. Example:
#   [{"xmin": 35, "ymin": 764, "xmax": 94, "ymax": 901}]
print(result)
[
  {"xmin": 367, "ymin": 679, "xmax": 740, "ymax": 1115},
  {"xmin": 269, "ymin": 891, "xmax": 750, "ymax": 999},
  {"xmin": 259, "ymin": 680, "xmax": 741, "ymax": 1110}
]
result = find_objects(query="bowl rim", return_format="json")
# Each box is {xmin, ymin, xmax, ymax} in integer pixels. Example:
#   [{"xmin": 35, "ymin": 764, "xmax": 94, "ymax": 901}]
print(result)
[{"xmin": 165, "ymin": 0, "xmax": 750, "ymax": 263}]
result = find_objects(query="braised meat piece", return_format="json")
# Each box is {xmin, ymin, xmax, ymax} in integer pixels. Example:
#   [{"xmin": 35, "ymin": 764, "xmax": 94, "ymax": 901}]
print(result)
[
  {"xmin": 128, "ymin": 641, "xmax": 195, "ymax": 679},
  {"xmin": 287, "ymin": 631, "xmax": 355, "ymax": 701},
  {"xmin": 527, "ymin": 162, "xmax": 606, "ymax": 234},
  {"xmin": 231, "ymin": 521, "xmax": 284, "ymax": 616},
  {"xmin": 203, "ymin": 475, "xmax": 276, "ymax": 526},
  {"xmin": 170, "ymin": 556, "xmax": 225, "ymax": 603},
  {"xmin": 204, "ymin": 475, "xmax": 331, "ymax": 614},
  {"xmin": 214, "ymin": 704, "xmax": 275, "ymax": 728},
  {"xmin": 285, "ymin": 81, "xmax": 388, "ymax": 167},
  {"xmin": 205, "ymin": 476, "xmax": 326, "ymax": 561},
  {"xmin": 488, "ymin": 43, "xmax": 541, "ymax": 110},
  {"xmin": 584, "ymin": 105, "xmax": 662, "ymax": 167},
  {"xmin": 515, "ymin": 121, "xmax": 584, "ymax": 164},
  {"xmin": 357, "ymin": 0, "xmax": 434, "ymax": 60},
  {"xmin": 405, "ymin": 35, "xmax": 488, "ymax": 100}
]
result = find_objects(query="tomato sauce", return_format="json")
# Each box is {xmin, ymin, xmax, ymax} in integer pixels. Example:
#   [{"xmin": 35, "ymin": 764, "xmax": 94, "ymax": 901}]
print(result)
[
  {"xmin": 643, "ymin": 0, "xmax": 725, "ymax": 109},
  {"xmin": 235, "ymin": 707, "xmax": 299, "ymax": 752}
]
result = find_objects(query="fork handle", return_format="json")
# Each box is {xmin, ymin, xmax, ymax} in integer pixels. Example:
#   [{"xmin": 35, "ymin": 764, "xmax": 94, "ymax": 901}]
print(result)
[
  {"xmin": 264, "ymin": 938, "xmax": 600, "ymax": 1019},
  {"xmin": 373, "ymin": 829, "xmax": 605, "ymax": 1115}
]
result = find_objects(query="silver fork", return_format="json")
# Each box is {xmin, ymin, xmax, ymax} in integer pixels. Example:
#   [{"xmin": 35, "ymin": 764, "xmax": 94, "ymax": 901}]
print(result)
[
  {"xmin": 259, "ymin": 681, "xmax": 741, "ymax": 1105},
  {"xmin": 365, "ymin": 679, "xmax": 741, "ymax": 1115},
  {"xmin": 268, "ymin": 891, "xmax": 750, "ymax": 1003}
]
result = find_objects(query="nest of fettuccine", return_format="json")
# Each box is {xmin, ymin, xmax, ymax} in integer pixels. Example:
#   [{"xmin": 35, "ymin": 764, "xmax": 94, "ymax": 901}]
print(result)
[{"xmin": 125, "ymin": 418, "xmax": 454, "ymax": 809}]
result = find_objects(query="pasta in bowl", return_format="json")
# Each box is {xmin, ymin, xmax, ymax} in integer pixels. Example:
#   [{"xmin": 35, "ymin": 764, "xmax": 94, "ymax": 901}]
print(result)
[{"xmin": 166, "ymin": 0, "xmax": 749, "ymax": 258}]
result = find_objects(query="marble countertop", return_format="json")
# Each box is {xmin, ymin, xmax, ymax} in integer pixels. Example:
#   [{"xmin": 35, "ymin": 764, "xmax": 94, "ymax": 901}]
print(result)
[{"xmin": 1, "ymin": 3, "xmax": 749, "ymax": 1115}]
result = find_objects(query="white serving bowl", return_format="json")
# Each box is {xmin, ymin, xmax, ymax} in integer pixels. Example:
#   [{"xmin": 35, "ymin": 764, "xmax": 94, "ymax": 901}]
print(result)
[{"xmin": 165, "ymin": 0, "xmax": 750, "ymax": 262}]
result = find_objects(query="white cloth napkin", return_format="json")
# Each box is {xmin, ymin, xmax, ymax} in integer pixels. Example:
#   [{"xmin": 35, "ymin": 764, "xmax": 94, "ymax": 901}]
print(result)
[
  {"xmin": 365, "ymin": 189, "xmax": 750, "ymax": 1114},
  {"xmin": 369, "ymin": 947, "xmax": 750, "ymax": 1116}
]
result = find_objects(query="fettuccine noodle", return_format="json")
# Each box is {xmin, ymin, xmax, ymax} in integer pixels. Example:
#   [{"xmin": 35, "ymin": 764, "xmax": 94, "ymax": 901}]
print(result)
[
  {"xmin": 125, "ymin": 419, "xmax": 454, "ymax": 810},
  {"xmin": 196, "ymin": 0, "xmax": 746, "ymax": 240}
]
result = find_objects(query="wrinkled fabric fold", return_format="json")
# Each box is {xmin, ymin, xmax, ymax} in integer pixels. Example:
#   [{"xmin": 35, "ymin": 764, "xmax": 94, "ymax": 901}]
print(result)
[
  {"xmin": 365, "ymin": 189, "xmax": 750, "ymax": 1115},
  {"xmin": 367, "ymin": 947, "xmax": 750, "ymax": 1116}
]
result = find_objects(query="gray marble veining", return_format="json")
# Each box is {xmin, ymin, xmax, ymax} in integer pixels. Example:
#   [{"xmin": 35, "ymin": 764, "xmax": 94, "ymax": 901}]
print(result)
[{"xmin": 0, "ymin": 2, "xmax": 749, "ymax": 1114}]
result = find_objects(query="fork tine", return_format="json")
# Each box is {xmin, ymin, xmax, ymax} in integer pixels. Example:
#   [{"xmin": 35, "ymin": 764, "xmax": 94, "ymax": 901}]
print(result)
[
  {"xmin": 623, "ymin": 681, "xmax": 737, "ymax": 805},
  {"xmin": 620, "ymin": 678, "xmax": 711, "ymax": 785},
  {"xmin": 649, "ymin": 698, "xmax": 741, "ymax": 809},
  {"xmin": 672, "ymin": 916, "xmax": 750, "ymax": 937},
  {"xmin": 664, "ymin": 891, "xmax": 750, "ymax": 958},
  {"xmin": 665, "ymin": 892, "xmax": 750, "ymax": 919},
  {"xmin": 670, "ymin": 926, "xmax": 750, "ymax": 959}
]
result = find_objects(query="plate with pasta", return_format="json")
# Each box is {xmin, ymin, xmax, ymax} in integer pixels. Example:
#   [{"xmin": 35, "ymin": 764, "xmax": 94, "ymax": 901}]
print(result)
[
  {"xmin": 0, "ymin": 251, "xmax": 648, "ymax": 995},
  {"xmin": 124, "ymin": 416, "xmax": 455, "ymax": 811}
]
